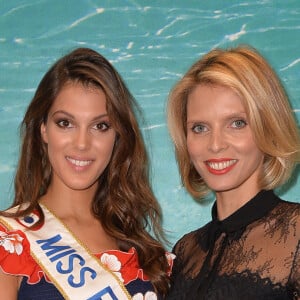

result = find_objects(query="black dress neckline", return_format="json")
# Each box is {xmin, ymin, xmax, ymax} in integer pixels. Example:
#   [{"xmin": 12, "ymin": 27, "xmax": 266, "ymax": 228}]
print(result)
[
  {"xmin": 211, "ymin": 189, "xmax": 279, "ymax": 235},
  {"xmin": 167, "ymin": 190, "xmax": 300, "ymax": 300},
  {"xmin": 195, "ymin": 190, "xmax": 280, "ymax": 297}
]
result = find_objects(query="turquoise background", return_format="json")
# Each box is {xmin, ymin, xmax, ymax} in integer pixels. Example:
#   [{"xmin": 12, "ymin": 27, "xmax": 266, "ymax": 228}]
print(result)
[{"xmin": 1, "ymin": 0, "xmax": 299, "ymax": 247}]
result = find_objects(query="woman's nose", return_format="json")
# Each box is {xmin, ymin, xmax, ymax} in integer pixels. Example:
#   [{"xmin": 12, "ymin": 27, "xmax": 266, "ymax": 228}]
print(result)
[
  {"xmin": 74, "ymin": 128, "xmax": 90, "ymax": 150},
  {"xmin": 208, "ymin": 129, "xmax": 228, "ymax": 153}
]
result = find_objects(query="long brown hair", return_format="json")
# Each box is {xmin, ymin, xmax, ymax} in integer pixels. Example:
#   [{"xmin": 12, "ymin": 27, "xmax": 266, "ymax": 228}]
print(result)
[
  {"xmin": 168, "ymin": 45, "xmax": 300, "ymax": 199},
  {"xmin": 3, "ymin": 48, "xmax": 170, "ymax": 294}
]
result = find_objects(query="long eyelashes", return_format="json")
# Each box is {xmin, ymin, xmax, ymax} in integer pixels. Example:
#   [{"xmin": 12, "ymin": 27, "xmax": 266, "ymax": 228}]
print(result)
[
  {"xmin": 189, "ymin": 118, "xmax": 248, "ymax": 134},
  {"xmin": 191, "ymin": 124, "xmax": 207, "ymax": 133},
  {"xmin": 231, "ymin": 119, "xmax": 247, "ymax": 129},
  {"xmin": 93, "ymin": 122, "xmax": 111, "ymax": 131},
  {"xmin": 56, "ymin": 119, "xmax": 72, "ymax": 128},
  {"xmin": 55, "ymin": 119, "xmax": 112, "ymax": 131}
]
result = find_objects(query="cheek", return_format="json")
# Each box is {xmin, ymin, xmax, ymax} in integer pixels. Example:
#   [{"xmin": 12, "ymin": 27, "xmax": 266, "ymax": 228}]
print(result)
[
  {"xmin": 237, "ymin": 139, "xmax": 264, "ymax": 166},
  {"xmin": 94, "ymin": 135, "xmax": 115, "ymax": 154},
  {"xmin": 187, "ymin": 137, "xmax": 203, "ymax": 159},
  {"xmin": 46, "ymin": 132, "xmax": 69, "ymax": 154},
  {"xmin": 237, "ymin": 137, "xmax": 261, "ymax": 155},
  {"xmin": 250, "ymin": 147, "xmax": 265, "ymax": 166}
]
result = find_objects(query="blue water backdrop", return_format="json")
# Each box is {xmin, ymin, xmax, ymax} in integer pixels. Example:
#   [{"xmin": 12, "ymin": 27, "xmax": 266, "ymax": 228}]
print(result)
[{"xmin": 1, "ymin": 0, "xmax": 299, "ymax": 246}]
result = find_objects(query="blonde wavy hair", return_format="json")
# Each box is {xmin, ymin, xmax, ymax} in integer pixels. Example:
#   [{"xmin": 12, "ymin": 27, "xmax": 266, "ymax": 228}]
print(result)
[{"xmin": 168, "ymin": 45, "xmax": 300, "ymax": 199}]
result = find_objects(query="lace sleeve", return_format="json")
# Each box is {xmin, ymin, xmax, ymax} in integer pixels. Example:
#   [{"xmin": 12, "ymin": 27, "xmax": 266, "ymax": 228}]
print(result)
[{"xmin": 289, "ymin": 240, "xmax": 300, "ymax": 299}]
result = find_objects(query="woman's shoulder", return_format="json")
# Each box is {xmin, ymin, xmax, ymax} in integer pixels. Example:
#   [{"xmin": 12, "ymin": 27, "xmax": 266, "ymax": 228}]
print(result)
[
  {"xmin": 271, "ymin": 198, "xmax": 300, "ymax": 239},
  {"xmin": 97, "ymin": 248, "xmax": 145, "ymax": 284},
  {"xmin": 276, "ymin": 198, "xmax": 300, "ymax": 219},
  {"xmin": 172, "ymin": 223, "xmax": 210, "ymax": 255},
  {"xmin": 96, "ymin": 247, "xmax": 174, "ymax": 284},
  {"xmin": 279, "ymin": 198, "xmax": 300, "ymax": 206},
  {"xmin": 0, "ymin": 219, "xmax": 40, "ymax": 282}
]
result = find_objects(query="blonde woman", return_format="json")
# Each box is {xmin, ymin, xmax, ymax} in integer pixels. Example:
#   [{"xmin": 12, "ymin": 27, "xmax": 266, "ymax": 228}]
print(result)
[{"xmin": 166, "ymin": 45, "xmax": 300, "ymax": 299}]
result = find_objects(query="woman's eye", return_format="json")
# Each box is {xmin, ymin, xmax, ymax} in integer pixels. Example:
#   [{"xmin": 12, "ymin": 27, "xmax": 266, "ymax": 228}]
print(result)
[
  {"xmin": 191, "ymin": 124, "xmax": 207, "ymax": 133},
  {"xmin": 56, "ymin": 119, "xmax": 72, "ymax": 128},
  {"xmin": 94, "ymin": 122, "xmax": 110, "ymax": 131},
  {"xmin": 231, "ymin": 119, "xmax": 247, "ymax": 129}
]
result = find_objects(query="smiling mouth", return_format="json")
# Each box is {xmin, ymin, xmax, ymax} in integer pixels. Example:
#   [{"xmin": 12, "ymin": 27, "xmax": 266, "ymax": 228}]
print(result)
[
  {"xmin": 66, "ymin": 157, "xmax": 92, "ymax": 167},
  {"xmin": 206, "ymin": 159, "xmax": 237, "ymax": 170}
]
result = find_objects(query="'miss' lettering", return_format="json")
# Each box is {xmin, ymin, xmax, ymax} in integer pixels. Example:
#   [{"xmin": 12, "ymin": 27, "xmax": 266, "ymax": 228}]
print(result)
[
  {"xmin": 36, "ymin": 234, "xmax": 97, "ymax": 287},
  {"xmin": 57, "ymin": 253, "xmax": 97, "ymax": 287},
  {"xmin": 36, "ymin": 234, "xmax": 72, "ymax": 258}
]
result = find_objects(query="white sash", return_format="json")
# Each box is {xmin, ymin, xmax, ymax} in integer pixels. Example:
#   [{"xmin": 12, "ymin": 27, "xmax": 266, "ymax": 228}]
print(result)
[{"xmin": 0, "ymin": 204, "xmax": 132, "ymax": 300}]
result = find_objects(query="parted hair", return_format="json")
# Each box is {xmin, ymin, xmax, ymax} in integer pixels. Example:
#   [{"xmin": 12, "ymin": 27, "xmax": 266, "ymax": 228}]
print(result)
[
  {"xmin": 168, "ymin": 45, "xmax": 300, "ymax": 199},
  {"xmin": 4, "ymin": 48, "xmax": 170, "ymax": 294}
]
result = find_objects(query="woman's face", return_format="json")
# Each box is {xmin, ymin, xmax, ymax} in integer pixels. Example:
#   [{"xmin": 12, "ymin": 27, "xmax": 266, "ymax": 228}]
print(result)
[
  {"xmin": 41, "ymin": 82, "xmax": 116, "ymax": 193},
  {"xmin": 186, "ymin": 84, "xmax": 264, "ymax": 198}
]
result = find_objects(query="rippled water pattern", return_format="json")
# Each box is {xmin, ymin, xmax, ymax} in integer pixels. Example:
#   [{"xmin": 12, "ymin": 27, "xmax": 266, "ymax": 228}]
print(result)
[{"xmin": 1, "ymin": 0, "xmax": 299, "ymax": 245}]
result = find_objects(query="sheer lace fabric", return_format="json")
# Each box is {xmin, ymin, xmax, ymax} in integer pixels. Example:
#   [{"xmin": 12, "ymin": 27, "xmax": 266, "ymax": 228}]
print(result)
[{"xmin": 167, "ymin": 190, "xmax": 300, "ymax": 300}]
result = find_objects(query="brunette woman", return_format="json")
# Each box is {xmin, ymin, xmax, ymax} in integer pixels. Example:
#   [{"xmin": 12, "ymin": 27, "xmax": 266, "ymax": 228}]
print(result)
[{"xmin": 0, "ymin": 47, "xmax": 173, "ymax": 299}]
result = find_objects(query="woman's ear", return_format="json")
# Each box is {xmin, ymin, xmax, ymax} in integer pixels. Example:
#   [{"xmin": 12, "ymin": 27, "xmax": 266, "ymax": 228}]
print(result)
[{"xmin": 40, "ymin": 122, "xmax": 48, "ymax": 143}]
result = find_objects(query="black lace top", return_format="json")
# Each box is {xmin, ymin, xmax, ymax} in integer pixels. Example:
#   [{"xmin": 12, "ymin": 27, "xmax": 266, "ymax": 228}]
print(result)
[{"xmin": 166, "ymin": 190, "xmax": 300, "ymax": 300}]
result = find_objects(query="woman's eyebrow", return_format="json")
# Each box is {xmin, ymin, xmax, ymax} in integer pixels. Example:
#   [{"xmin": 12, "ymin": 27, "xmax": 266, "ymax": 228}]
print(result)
[{"xmin": 51, "ymin": 110, "xmax": 109, "ymax": 121}]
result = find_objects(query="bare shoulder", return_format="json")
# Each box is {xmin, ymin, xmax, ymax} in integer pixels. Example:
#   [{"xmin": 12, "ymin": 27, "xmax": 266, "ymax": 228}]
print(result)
[{"xmin": 0, "ymin": 267, "xmax": 19, "ymax": 299}]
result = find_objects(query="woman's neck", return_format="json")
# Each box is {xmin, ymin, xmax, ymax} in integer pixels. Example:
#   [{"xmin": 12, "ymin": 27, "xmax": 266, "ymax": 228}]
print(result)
[
  {"xmin": 215, "ymin": 187, "xmax": 261, "ymax": 220},
  {"xmin": 39, "ymin": 182, "xmax": 96, "ymax": 220}
]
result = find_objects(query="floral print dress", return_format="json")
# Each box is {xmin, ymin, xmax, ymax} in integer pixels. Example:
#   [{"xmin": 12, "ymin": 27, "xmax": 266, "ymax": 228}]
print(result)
[{"xmin": 0, "ymin": 222, "xmax": 174, "ymax": 299}]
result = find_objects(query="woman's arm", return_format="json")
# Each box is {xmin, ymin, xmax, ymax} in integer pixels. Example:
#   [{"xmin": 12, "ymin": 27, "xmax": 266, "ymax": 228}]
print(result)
[{"xmin": 0, "ymin": 268, "xmax": 18, "ymax": 299}]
